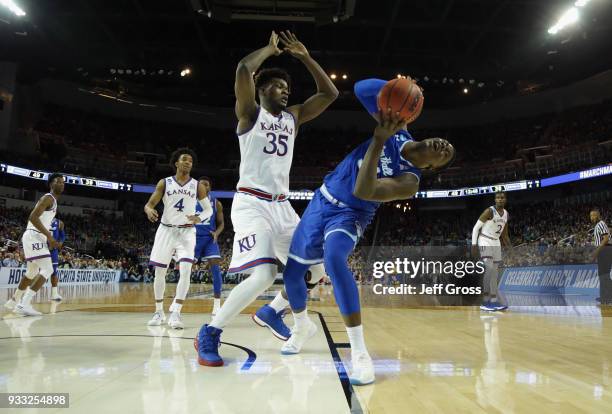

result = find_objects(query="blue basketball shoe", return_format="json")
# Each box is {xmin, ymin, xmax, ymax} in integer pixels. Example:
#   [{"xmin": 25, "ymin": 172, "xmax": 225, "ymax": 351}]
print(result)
[
  {"xmin": 194, "ymin": 324, "xmax": 224, "ymax": 367},
  {"xmin": 492, "ymin": 302, "xmax": 508, "ymax": 311},
  {"xmin": 252, "ymin": 304, "xmax": 291, "ymax": 341},
  {"xmin": 479, "ymin": 301, "xmax": 497, "ymax": 312}
]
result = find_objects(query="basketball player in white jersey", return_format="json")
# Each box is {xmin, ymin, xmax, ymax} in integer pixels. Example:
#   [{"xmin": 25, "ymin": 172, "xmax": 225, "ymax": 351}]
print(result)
[
  {"xmin": 196, "ymin": 31, "xmax": 338, "ymax": 366},
  {"xmin": 472, "ymin": 191, "xmax": 512, "ymax": 311},
  {"xmin": 4, "ymin": 173, "xmax": 64, "ymax": 316},
  {"xmin": 145, "ymin": 148, "xmax": 212, "ymax": 329}
]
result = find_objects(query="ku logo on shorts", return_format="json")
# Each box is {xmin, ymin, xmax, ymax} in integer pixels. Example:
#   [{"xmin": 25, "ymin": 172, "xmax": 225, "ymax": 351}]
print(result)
[
  {"xmin": 32, "ymin": 242, "xmax": 46, "ymax": 251},
  {"xmin": 237, "ymin": 234, "xmax": 257, "ymax": 253}
]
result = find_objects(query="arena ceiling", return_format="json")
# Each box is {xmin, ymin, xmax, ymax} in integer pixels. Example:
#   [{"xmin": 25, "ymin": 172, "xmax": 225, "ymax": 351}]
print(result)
[{"xmin": 2, "ymin": 0, "xmax": 612, "ymax": 109}]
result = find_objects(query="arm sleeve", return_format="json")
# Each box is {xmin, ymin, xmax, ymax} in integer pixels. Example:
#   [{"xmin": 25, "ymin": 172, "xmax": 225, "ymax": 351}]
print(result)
[
  {"xmin": 354, "ymin": 78, "xmax": 387, "ymax": 115},
  {"xmin": 197, "ymin": 197, "xmax": 213, "ymax": 221},
  {"xmin": 472, "ymin": 220, "xmax": 484, "ymax": 245}
]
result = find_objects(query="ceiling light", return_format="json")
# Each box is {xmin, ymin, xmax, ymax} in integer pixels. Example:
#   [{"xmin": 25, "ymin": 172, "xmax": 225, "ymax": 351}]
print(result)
[{"xmin": 1, "ymin": 0, "xmax": 26, "ymax": 16}]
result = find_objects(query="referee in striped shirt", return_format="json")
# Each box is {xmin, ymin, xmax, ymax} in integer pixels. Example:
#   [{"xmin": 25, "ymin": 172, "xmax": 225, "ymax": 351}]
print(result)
[{"xmin": 590, "ymin": 209, "xmax": 612, "ymax": 304}]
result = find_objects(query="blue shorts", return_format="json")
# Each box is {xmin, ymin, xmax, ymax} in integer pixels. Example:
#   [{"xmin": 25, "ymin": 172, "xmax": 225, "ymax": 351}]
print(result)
[
  {"xmin": 288, "ymin": 190, "xmax": 373, "ymax": 265},
  {"xmin": 194, "ymin": 235, "xmax": 221, "ymax": 260}
]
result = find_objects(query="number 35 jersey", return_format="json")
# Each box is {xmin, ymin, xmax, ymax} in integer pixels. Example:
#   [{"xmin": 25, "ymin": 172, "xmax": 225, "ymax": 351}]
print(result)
[
  {"xmin": 161, "ymin": 176, "xmax": 198, "ymax": 226},
  {"xmin": 236, "ymin": 106, "xmax": 297, "ymax": 196}
]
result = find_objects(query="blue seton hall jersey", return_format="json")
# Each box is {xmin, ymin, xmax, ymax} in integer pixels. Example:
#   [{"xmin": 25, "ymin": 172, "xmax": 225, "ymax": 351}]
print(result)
[
  {"xmin": 323, "ymin": 130, "xmax": 422, "ymax": 216},
  {"xmin": 195, "ymin": 195, "xmax": 216, "ymax": 238}
]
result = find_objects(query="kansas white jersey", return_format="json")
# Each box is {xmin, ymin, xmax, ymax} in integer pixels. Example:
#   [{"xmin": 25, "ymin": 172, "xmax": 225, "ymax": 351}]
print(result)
[
  {"xmin": 26, "ymin": 193, "xmax": 57, "ymax": 232},
  {"xmin": 236, "ymin": 106, "xmax": 297, "ymax": 195},
  {"xmin": 481, "ymin": 206, "xmax": 508, "ymax": 240},
  {"xmin": 160, "ymin": 176, "xmax": 198, "ymax": 226}
]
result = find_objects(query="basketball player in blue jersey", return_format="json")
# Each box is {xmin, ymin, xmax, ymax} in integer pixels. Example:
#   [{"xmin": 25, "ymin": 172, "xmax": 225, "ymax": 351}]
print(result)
[
  {"xmin": 145, "ymin": 148, "xmax": 212, "ymax": 329},
  {"xmin": 196, "ymin": 31, "xmax": 337, "ymax": 367},
  {"xmin": 194, "ymin": 176, "xmax": 225, "ymax": 315},
  {"xmin": 49, "ymin": 218, "xmax": 65, "ymax": 301},
  {"xmin": 274, "ymin": 78, "xmax": 456, "ymax": 385}
]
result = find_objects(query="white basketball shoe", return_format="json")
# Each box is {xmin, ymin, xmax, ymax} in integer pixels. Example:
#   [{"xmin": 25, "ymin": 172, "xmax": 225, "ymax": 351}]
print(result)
[
  {"xmin": 14, "ymin": 303, "xmax": 42, "ymax": 317},
  {"xmin": 349, "ymin": 352, "xmax": 375, "ymax": 386},
  {"xmin": 147, "ymin": 311, "xmax": 166, "ymax": 326},
  {"xmin": 168, "ymin": 311, "xmax": 184, "ymax": 329},
  {"xmin": 281, "ymin": 318, "xmax": 317, "ymax": 355}
]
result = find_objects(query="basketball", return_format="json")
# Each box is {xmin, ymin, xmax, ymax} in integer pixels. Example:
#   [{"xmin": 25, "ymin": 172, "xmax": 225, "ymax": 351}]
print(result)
[{"xmin": 377, "ymin": 77, "xmax": 424, "ymax": 124}]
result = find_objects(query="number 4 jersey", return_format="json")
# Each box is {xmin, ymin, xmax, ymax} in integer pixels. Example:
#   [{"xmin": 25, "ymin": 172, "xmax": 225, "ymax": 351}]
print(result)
[
  {"xmin": 236, "ymin": 106, "xmax": 297, "ymax": 195},
  {"xmin": 160, "ymin": 176, "xmax": 198, "ymax": 226}
]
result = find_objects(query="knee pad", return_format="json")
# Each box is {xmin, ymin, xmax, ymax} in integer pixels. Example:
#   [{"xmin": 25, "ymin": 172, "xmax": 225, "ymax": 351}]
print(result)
[{"xmin": 305, "ymin": 264, "xmax": 326, "ymax": 289}]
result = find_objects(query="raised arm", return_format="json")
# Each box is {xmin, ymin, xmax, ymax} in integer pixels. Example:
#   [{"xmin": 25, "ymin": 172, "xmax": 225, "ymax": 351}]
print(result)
[
  {"xmin": 144, "ymin": 179, "xmax": 165, "ymax": 223},
  {"xmin": 353, "ymin": 110, "xmax": 417, "ymax": 202},
  {"xmin": 29, "ymin": 195, "xmax": 59, "ymax": 249},
  {"xmin": 354, "ymin": 78, "xmax": 387, "ymax": 121},
  {"xmin": 235, "ymin": 32, "xmax": 282, "ymax": 128},
  {"xmin": 281, "ymin": 31, "xmax": 338, "ymax": 127}
]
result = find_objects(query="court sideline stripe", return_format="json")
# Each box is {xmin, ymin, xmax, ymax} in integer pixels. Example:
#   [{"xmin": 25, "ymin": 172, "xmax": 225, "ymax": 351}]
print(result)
[
  {"xmin": 0, "ymin": 334, "xmax": 257, "ymax": 371},
  {"xmin": 312, "ymin": 311, "xmax": 364, "ymax": 414}
]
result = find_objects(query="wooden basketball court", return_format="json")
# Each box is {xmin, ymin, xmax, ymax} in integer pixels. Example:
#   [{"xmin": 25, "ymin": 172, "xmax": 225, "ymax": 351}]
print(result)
[{"xmin": 2, "ymin": 283, "xmax": 612, "ymax": 413}]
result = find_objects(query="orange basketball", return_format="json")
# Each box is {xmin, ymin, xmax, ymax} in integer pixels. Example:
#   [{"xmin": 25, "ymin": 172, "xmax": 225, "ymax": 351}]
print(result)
[{"xmin": 377, "ymin": 77, "xmax": 424, "ymax": 124}]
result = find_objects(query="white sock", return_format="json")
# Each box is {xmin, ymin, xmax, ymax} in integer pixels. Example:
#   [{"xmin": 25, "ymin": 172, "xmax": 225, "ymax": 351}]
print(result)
[
  {"xmin": 21, "ymin": 287, "xmax": 36, "ymax": 306},
  {"xmin": 170, "ymin": 301, "xmax": 183, "ymax": 313},
  {"xmin": 213, "ymin": 298, "xmax": 221, "ymax": 309},
  {"xmin": 51, "ymin": 287, "xmax": 58, "ymax": 297},
  {"xmin": 154, "ymin": 267, "xmax": 167, "ymax": 301},
  {"xmin": 13, "ymin": 288, "xmax": 26, "ymax": 302},
  {"xmin": 210, "ymin": 264, "xmax": 276, "ymax": 329},
  {"xmin": 347, "ymin": 325, "xmax": 368, "ymax": 355},
  {"xmin": 155, "ymin": 302, "xmax": 163, "ymax": 312},
  {"xmin": 293, "ymin": 310, "xmax": 310, "ymax": 330},
  {"xmin": 269, "ymin": 291, "xmax": 289, "ymax": 313}
]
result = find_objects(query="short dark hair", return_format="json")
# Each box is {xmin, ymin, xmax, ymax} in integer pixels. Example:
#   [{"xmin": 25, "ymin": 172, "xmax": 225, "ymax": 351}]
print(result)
[
  {"xmin": 198, "ymin": 176, "xmax": 212, "ymax": 185},
  {"xmin": 48, "ymin": 173, "xmax": 63, "ymax": 188},
  {"xmin": 169, "ymin": 147, "xmax": 197, "ymax": 169},
  {"xmin": 254, "ymin": 68, "xmax": 291, "ymax": 93},
  {"xmin": 495, "ymin": 191, "xmax": 506, "ymax": 196}
]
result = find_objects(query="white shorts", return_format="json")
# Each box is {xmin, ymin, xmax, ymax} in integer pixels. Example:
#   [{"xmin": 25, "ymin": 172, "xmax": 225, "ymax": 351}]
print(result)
[
  {"xmin": 478, "ymin": 235, "xmax": 502, "ymax": 262},
  {"xmin": 228, "ymin": 193, "xmax": 300, "ymax": 274},
  {"xmin": 149, "ymin": 225, "xmax": 196, "ymax": 268},
  {"xmin": 22, "ymin": 230, "xmax": 51, "ymax": 262}
]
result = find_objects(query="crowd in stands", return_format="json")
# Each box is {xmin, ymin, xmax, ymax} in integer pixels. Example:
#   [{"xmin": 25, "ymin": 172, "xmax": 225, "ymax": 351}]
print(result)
[
  {"xmin": 3, "ymin": 97, "xmax": 611, "ymax": 190},
  {"xmin": 2, "ymin": 190, "xmax": 610, "ymax": 283}
]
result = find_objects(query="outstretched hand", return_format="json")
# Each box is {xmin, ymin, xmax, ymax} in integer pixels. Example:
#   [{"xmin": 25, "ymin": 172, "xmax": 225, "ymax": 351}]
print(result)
[
  {"xmin": 374, "ymin": 108, "xmax": 406, "ymax": 143},
  {"xmin": 268, "ymin": 31, "xmax": 283, "ymax": 56},
  {"xmin": 279, "ymin": 31, "xmax": 309, "ymax": 59}
]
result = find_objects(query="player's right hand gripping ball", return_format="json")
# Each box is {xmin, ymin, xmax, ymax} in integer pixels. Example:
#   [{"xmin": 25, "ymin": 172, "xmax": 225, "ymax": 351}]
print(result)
[{"xmin": 377, "ymin": 77, "xmax": 424, "ymax": 124}]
